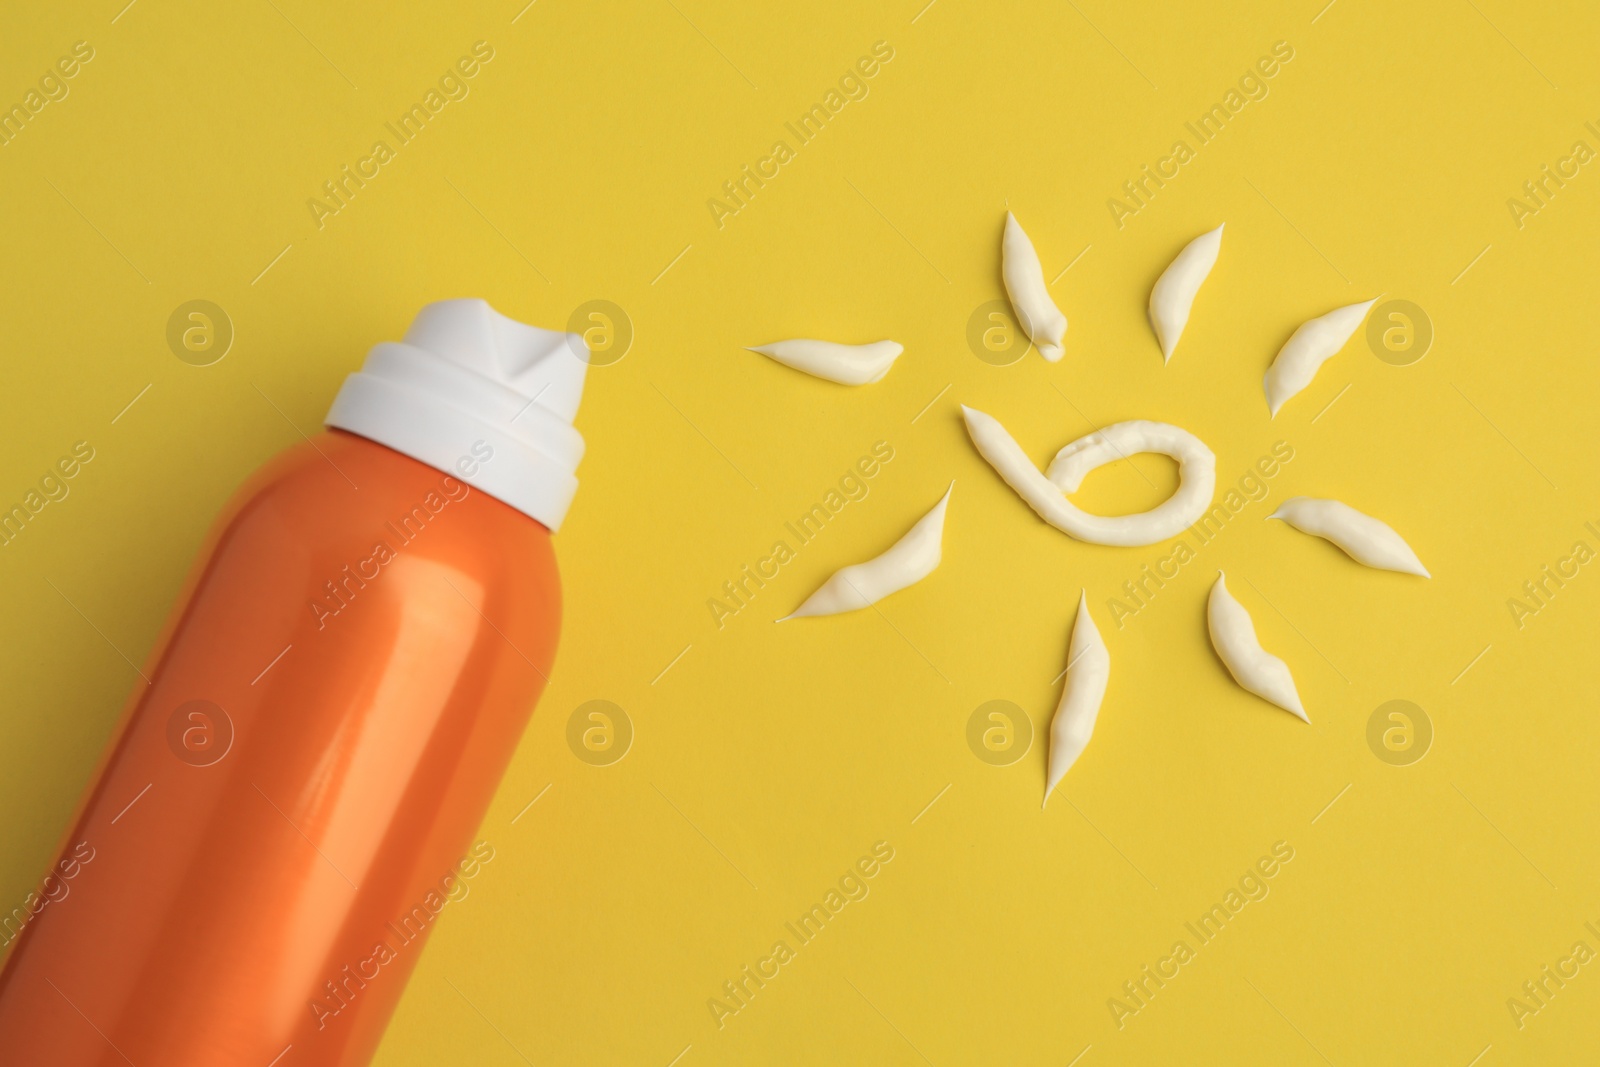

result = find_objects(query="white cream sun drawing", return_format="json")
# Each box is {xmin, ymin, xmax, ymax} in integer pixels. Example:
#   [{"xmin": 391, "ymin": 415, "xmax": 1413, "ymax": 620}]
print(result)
[{"xmin": 768, "ymin": 213, "xmax": 1427, "ymax": 806}]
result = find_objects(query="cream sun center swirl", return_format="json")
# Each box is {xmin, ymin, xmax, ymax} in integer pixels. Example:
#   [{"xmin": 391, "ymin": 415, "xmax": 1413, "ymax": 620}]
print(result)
[{"xmin": 961, "ymin": 408, "xmax": 1216, "ymax": 548}]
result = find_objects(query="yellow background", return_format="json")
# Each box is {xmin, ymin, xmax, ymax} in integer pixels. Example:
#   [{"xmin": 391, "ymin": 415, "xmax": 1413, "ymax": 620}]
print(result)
[{"xmin": 3, "ymin": 1, "xmax": 1597, "ymax": 1063}]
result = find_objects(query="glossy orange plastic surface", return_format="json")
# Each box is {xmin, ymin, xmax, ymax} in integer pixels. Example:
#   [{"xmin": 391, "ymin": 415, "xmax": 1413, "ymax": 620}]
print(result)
[{"xmin": 0, "ymin": 430, "xmax": 561, "ymax": 1066}]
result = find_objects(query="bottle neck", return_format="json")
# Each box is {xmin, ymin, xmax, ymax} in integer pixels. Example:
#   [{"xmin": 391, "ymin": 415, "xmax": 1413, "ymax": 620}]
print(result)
[{"xmin": 325, "ymin": 342, "xmax": 584, "ymax": 532}]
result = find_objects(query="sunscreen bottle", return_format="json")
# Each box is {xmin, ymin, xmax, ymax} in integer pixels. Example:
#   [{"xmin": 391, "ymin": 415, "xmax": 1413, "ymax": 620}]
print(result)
[{"xmin": 0, "ymin": 299, "xmax": 586, "ymax": 1066}]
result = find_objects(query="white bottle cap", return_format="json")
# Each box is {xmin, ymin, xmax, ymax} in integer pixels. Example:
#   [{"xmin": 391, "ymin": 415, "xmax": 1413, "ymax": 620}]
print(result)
[{"xmin": 325, "ymin": 299, "xmax": 588, "ymax": 531}]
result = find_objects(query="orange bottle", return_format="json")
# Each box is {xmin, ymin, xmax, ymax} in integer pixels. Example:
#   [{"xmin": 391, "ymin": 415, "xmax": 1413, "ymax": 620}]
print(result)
[{"xmin": 0, "ymin": 300, "xmax": 588, "ymax": 1065}]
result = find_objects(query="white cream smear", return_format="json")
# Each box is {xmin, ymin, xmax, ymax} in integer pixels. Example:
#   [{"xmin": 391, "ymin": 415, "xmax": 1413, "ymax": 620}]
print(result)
[
  {"xmin": 1001, "ymin": 212, "xmax": 1067, "ymax": 362},
  {"xmin": 1149, "ymin": 224, "xmax": 1224, "ymax": 363},
  {"xmin": 962, "ymin": 407, "xmax": 1215, "ymax": 547},
  {"xmin": 748, "ymin": 339, "xmax": 903, "ymax": 386},
  {"xmin": 1263, "ymin": 299, "xmax": 1376, "ymax": 417},
  {"xmin": 1207, "ymin": 572, "xmax": 1307, "ymax": 722},
  {"xmin": 1269, "ymin": 496, "xmax": 1430, "ymax": 577},
  {"xmin": 1043, "ymin": 591, "xmax": 1110, "ymax": 807},
  {"xmin": 781, "ymin": 484, "xmax": 952, "ymax": 620}
]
